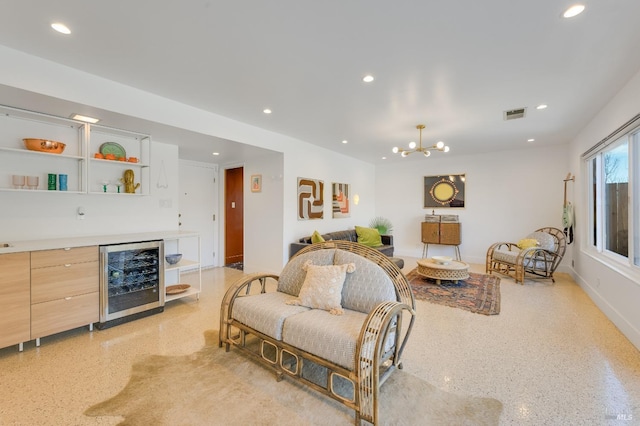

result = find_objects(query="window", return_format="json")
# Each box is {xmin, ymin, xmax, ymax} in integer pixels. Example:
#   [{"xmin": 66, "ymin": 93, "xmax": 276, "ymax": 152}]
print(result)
[{"xmin": 585, "ymin": 120, "xmax": 640, "ymax": 268}]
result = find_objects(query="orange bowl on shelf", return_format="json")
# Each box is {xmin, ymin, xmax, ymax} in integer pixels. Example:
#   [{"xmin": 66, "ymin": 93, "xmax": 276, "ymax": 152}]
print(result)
[
  {"xmin": 23, "ymin": 138, "xmax": 66, "ymax": 154},
  {"xmin": 104, "ymin": 153, "xmax": 116, "ymax": 160},
  {"xmin": 94, "ymin": 152, "xmax": 104, "ymax": 159},
  {"xmin": 118, "ymin": 157, "xmax": 126, "ymax": 161},
  {"xmin": 128, "ymin": 157, "xmax": 138, "ymax": 163}
]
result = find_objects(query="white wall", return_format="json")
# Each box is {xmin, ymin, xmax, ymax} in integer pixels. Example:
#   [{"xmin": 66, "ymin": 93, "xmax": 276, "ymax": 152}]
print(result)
[
  {"xmin": 242, "ymin": 152, "xmax": 284, "ymax": 273},
  {"xmin": 283, "ymin": 148, "xmax": 377, "ymax": 260},
  {"xmin": 375, "ymin": 144, "xmax": 571, "ymax": 264},
  {"xmin": 568, "ymin": 68, "xmax": 640, "ymax": 349},
  {"xmin": 0, "ymin": 141, "xmax": 179, "ymax": 240},
  {"xmin": 0, "ymin": 46, "xmax": 378, "ymax": 271}
]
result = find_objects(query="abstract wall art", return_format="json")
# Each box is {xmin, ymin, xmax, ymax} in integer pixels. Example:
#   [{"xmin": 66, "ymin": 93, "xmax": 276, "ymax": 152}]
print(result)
[
  {"xmin": 332, "ymin": 182, "xmax": 350, "ymax": 218},
  {"xmin": 297, "ymin": 177, "xmax": 324, "ymax": 220},
  {"xmin": 424, "ymin": 174, "xmax": 466, "ymax": 208}
]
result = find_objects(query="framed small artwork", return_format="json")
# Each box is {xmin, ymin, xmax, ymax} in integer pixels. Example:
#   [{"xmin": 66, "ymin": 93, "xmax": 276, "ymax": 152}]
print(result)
[
  {"xmin": 298, "ymin": 177, "xmax": 324, "ymax": 220},
  {"xmin": 251, "ymin": 174, "xmax": 262, "ymax": 193},
  {"xmin": 424, "ymin": 174, "xmax": 466, "ymax": 208},
  {"xmin": 332, "ymin": 182, "xmax": 350, "ymax": 218}
]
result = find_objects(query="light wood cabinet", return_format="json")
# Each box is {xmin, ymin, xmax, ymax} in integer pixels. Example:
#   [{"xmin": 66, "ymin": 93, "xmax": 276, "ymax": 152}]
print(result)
[
  {"xmin": 30, "ymin": 246, "xmax": 99, "ymax": 342},
  {"xmin": 0, "ymin": 252, "xmax": 31, "ymax": 351},
  {"xmin": 421, "ymin": 221, "xmax": 462, "ymax": 259},
  {"xmin": 421, "ymin": 222, "xmax": 461, "ymax": 245}
]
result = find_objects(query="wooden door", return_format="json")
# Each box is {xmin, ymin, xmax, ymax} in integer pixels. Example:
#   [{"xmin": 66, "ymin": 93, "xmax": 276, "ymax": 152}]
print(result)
[
  {"xmin": 421, "ymin": 222, "xmax": 440, "ymax": 244},
  {"xmin": 224, "ymin": 167, "xmax": 244, "ymax": 265},
  {"xmin": 440, "ymin": 223, "xmax": 461, "ymax": 245}
]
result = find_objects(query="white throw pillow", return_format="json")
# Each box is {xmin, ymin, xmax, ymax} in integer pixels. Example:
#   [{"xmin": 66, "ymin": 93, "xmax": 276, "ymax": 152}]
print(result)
[{"xmin": 286, "ymin": 260, "xmax": 356, "ymax": 315}]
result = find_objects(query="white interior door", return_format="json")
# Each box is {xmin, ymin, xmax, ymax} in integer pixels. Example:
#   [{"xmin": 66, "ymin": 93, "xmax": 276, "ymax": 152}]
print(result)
[{"xmin": 178, "ymin": 160, "xmax": 219, "ymax": 268}]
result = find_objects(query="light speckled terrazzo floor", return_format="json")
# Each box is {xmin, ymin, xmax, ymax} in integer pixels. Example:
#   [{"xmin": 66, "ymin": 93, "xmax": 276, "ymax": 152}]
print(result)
[{"xmin": 0, "ymin": 260, "xmax": 638, "ymax": 425}]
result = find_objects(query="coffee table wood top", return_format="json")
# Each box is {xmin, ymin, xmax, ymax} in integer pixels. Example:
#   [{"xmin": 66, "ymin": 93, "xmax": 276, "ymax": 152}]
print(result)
[{"xmin": 416, "ymin": 258, "xmax": 470, "ymax": 283}]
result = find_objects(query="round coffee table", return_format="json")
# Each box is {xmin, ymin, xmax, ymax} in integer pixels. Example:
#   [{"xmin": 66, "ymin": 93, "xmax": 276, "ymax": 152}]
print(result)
[{"xmin": 416, "ymin": 258, "xmax": 470, "ymax": 284}]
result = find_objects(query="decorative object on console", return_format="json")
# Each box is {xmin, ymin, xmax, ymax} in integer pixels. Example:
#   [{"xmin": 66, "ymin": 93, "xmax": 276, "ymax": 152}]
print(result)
[
  {"xmin": 297, "ymin": 177, "xmax": 324, "ymax": 220},
  {"xmin": 331, "ymin": 182, "xmax": 350, "ymax": 218},
  {"xmin": 424, "ymin": 174, "xmax": 465, "ymax": 208},
  {"xmin": 392, "ymin": 124, "xmax": 449, "ymax": 158},
  {"xmin": 122, "ymin": 169, "xmax": 140, "ymax": 194}
]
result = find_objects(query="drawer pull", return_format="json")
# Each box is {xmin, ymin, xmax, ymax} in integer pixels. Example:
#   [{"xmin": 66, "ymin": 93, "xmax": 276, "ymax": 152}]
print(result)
[
  {"xmin": 65, "ymin": 297, "xmax": 72, "ymax": 301},
  {"xmin": 64, "ymin": 264, "xmax": 71, "ymax": 267}
]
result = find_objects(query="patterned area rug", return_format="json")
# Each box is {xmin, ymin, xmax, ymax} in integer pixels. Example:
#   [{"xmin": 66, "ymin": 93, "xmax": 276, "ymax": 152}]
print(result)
[{"xmin": 406, "ymin": 269, "xmax": 501, "ymax": 315}]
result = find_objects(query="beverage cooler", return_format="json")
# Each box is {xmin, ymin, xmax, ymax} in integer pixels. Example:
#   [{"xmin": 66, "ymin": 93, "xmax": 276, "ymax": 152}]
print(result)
[{"xmin": 98, "ymin": 240, "xmax": 164, "ymax": 328}]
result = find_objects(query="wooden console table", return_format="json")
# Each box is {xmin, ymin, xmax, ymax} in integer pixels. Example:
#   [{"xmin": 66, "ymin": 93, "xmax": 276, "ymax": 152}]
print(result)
[{"xmin": 421, "ymin": 220, "xmax": 461, "ymax": 260}]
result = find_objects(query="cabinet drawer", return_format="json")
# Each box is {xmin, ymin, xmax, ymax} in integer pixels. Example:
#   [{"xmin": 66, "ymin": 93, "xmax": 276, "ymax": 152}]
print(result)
[
  {"xmin": 31, "ymin": 246, "xmax": 98, "ymax": 269},
  {"xmin": 31, "ymin": 292, "xmax": 99, "ymax": 339},
  {"xmin": 31, "ymin": 261, "xmax": 99, "ymax": 304}
]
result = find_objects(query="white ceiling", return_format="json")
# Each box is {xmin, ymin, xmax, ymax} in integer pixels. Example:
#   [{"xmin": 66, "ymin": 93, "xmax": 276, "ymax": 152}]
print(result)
[{"xmin": 1, "ymin": 0, "xmax": 640, "ymax": 165}]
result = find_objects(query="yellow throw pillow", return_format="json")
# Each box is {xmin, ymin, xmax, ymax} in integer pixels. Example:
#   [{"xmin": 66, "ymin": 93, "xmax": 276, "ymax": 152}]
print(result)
[
  {"xmin": 311, "ymin": 230, "xmax": 325, "ymax": 244},
  {"xmin": 355, "ymin": 226, "xmax": 383, "ymax": 247},
  {"xmin": 517, "ymin": 238, "xmax": 539, "ymax": 250},
  {"xmin": 286, "ymin": 261, "xmax": 356, "ymax": 315}
]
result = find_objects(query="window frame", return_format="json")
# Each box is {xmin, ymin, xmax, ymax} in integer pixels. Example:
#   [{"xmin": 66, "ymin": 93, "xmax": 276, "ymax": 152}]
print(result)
[{"xmin": 583, "ymin": 118, "xmax": 640, "ymax": 279}]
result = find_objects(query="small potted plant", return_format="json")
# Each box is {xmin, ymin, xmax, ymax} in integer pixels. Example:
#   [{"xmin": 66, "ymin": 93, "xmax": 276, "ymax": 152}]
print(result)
[{"xmin": 369, "ymin": 216, "xmax": 393, "ymax": 235}]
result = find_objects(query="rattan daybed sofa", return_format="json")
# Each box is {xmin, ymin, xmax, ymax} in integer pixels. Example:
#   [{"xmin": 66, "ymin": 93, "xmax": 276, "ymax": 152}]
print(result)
[{"xmin": 219, "ymin": 240, "xmax": 416, "ymax": 425}]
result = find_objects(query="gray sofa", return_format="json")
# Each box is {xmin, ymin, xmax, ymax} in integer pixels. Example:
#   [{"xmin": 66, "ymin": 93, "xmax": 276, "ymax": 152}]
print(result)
[
  {"xmin": 219, "ymin": 240, "xmax": 416, "ymax": 425},
  {"xmin": 290, "ymin": 228, "xmax": 395, "ymax": 256}
]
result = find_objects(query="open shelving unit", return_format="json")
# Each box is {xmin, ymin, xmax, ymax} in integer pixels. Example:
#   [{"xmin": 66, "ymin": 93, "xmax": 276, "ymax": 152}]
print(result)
[
  {"xmin": 0, "ymin": 104, "xmax": 150, "ymax": 195},
  {"xmin": 163, "ymin": 232, "xmax": 201, "ymax": 302}
]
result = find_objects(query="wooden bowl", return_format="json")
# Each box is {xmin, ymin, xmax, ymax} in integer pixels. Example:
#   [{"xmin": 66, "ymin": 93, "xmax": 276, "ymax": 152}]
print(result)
[
  {"xmin": 23, "ymin": 138, "xmax": 66, "ymax": 154},
  {"xmin": 166, "ymin": 284, "xmax": 190, "ymax": 295}
]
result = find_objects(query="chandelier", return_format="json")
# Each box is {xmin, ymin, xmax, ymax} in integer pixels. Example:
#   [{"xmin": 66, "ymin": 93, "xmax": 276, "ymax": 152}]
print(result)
[{"xmin": 392, "ymin": 124, "xmax": 449, "ymax": 157}]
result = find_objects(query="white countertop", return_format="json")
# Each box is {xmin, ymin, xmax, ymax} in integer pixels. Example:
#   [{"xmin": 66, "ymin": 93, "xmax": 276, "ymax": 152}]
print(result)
[{"xmin": 0, "ymin": 230, "xmax": 199, "ymax": 254}]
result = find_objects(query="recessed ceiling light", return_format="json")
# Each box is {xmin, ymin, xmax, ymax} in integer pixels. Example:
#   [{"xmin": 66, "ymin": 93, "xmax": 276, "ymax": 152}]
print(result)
[
  {"xmin": 212, "ymin": 152, "xmax": 220, "ymax": 156},
  {"xmin": 362, "ymin": 75, "xmax": 374, "ymax": 83},
  {"xmin": 51, "ymin": 23, "xmax": 71, "ymax": 34},
  {"xmin": 70, "ymin": 113, "xmax": 100, "ymax": 123},
  {"xmin": 342, "ymin": 140, "xmax": 348, "ymax": 144},
  {"xmin": 381, "ymin": 156, "xmax": 387, "ymax": 160},
  {"xmin": 536, "ymin": 104, "xmax": 548, "ymax": 110},
  {"xmin": 527, "ymin": 139, "xmax": 535, "ymax": 142},
  {"xmin": 263, "ymin": 108, "xmax": 272, "ymax": 114},
  {"xmin": 563, "ymin": 4, "xmax": 585, "ymax": 18}
]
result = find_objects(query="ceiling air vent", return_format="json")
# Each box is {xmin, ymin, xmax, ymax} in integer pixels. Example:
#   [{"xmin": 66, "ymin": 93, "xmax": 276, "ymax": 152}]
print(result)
[{"xmin": 504, "ymin": 108, "xmax": 527, "ymax": 120}]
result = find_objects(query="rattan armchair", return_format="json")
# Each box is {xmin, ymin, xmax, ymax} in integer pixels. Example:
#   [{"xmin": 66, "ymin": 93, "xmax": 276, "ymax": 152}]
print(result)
[{"xmin": 486, "ymin": 227, "xmax": 566, "ymax": 284}]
